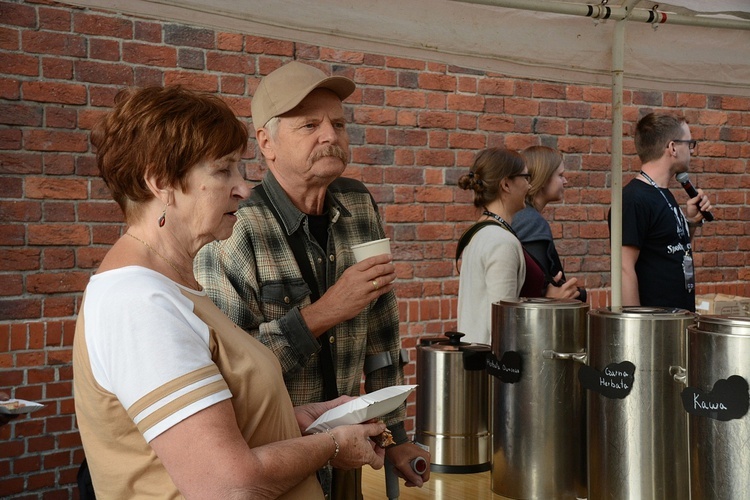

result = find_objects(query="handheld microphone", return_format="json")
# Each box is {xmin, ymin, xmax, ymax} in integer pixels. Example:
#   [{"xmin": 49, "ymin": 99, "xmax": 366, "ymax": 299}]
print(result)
[{"xmin": 675, "ymin": 173, "xmax": 714, "ymax": 222}]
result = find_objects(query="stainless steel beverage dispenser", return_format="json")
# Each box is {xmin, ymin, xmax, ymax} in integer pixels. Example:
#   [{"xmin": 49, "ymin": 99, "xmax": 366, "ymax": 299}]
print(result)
[
  {"xmin": 683, "ymin": 314, "xmax": 750, "ymax": 499},
  {"xmin": 586, "ymin": 306, "xmax": 694, "ymax": 500},
  {"xmin": 491, "ymin": 298, "xmax": 589, "ymax": 499},
  {"xmin": 416, "ymin": 331, "xmax": 491, "ymax": 473}
]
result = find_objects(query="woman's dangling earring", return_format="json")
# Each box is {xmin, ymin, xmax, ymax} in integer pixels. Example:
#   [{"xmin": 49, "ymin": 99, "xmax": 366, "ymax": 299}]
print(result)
[{"xmin": 158, "ymin": 202, "xmax": 169, "ymax": 227}]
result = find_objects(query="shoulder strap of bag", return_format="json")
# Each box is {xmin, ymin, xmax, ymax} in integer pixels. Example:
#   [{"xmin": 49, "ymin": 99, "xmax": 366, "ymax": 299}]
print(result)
[
  {"xmin": 455, "ymin": 220, "xmax": 501, "ymax": 272},
  {"xmin": 255, "ymin": 184, "xmax": 338, "ymax": 400}
]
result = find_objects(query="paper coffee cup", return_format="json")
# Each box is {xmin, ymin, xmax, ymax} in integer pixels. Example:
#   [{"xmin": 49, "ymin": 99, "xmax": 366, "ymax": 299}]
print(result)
[{"xmin": 351, "ymin": 238, "xmax": 391, "ymax": 262}]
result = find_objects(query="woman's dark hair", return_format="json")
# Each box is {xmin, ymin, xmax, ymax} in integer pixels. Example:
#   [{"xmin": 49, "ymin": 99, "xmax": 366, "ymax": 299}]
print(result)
[
  {"xmin": 458, "ymin": 148, "xmax": 525, "ymax": 208},
  {"xmin": 91, "ymin": 86, "xmax": 249, "ymax": 222}
]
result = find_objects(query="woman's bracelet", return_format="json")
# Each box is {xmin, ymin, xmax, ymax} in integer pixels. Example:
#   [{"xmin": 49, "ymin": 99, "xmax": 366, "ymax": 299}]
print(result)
[{"xmin": 319, "ymin": 428, "xmax": 339, "ymax": 466}]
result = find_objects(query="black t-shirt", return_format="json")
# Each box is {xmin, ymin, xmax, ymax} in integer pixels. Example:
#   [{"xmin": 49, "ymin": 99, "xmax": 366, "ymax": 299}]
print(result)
[{"xmin": 620, "ymin": 179, "xmax": 694, "ymax": 311}]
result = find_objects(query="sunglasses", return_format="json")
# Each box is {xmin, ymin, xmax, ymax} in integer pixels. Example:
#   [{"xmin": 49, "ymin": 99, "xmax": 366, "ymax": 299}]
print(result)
[{"xmin": 510, "ymin": 173, "xmax": 531, "ymax": 180}]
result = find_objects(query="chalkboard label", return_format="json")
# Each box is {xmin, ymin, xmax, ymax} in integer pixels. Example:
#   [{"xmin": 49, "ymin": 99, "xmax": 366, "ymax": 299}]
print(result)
[
  {"xmin": 579, "ymin": 361, "xmax": 635, "ymax": 399},
  {"xmin": 681, "ymin": 375, "xmax": 750, "ymax": 421},
  {"xmin": 486, "ymin": 351, "xmax": 522, "ymax": 383}
]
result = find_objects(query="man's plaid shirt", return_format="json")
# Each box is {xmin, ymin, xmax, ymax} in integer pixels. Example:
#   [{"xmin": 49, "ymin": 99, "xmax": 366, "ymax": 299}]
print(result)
[{"xmin": 195, "ymin": 170, "xmax": 406, "ymax": 428}]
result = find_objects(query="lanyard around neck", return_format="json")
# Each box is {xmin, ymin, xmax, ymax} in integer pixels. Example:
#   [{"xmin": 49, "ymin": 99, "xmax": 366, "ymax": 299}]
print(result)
[
  {"xmin": 482, "ymin": 210, "xmax": 518, "ymax": 238},
  {"xmin": 639, "ymin": 170, "xmax": 689, "ymax": 242}
]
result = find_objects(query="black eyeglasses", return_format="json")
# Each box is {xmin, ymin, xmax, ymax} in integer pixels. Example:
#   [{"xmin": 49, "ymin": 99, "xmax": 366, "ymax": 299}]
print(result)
[
  {"xmin": 510, "ymin": 173, "xmax": 531, "ymax": 180},
  {"xmin": 671, "ymin": 139, "xmax": 697, "ymax": 150}
]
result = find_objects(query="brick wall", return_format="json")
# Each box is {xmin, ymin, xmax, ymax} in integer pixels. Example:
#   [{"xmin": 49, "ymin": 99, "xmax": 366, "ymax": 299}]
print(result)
[{"xmin": 1, "ymin": 0, "xmax": 748, "ymax": 496}]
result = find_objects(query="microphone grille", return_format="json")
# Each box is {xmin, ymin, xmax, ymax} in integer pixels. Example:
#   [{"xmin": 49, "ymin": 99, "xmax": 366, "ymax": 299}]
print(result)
[{"xmin": 675, "ymin": 172, "xmax": 690, "ymax": 183}]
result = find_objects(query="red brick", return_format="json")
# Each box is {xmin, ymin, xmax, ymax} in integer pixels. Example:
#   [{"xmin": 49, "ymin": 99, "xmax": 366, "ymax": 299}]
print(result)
[
  {"xmin": 43, "ymin": 202, "xmax": 75, "ymax": 222},
  {"xmin": 23, "ymin": 31, "xmax": 86, "ymax": 57},
  {"xmin": 350, "ymin": 146, "xmax": 394, "ymax": 166},
  {"xmin": 122, "ymin": 41, "xmax": 177, "ymax": 66},
  {"xmin": 92, "ymin": 225, "xmax": 123, "ymax": 245},
  {"xmin": 76, "ymin": 247, "xmax": 108, "ymax": 269},
  {"xmin": 354, "ymin": 107, "xmax": 397, "ymax": 125},
  {"xmin": 0, "ymin": 103, "xmax": 42, "ymax": 126},
  {"xmin": 201, "ymin": 51, "xmax": 246, "ymax": 74},
  {"xmin": 417, "ymin": 111, "xmax": 455, "ymax": 129},
  {"xmin": 478, "ymin": 115, "xmax": 514, "ymax": 132},
  {"xmin": 0, "ymin": 77, "xmax": 21, "ymax": 99},
  {"xmin": 416, "ymin": 150, "xmax": 455, "ymax": 167},
  {"xmin": 0, "ymin": 200, "xmax": 42, "ymax": 222},
  {"xmin": 43, "ymin": 247, "xmax": 75, "ymax": 269},
  {"xmin": 74, "ymin": 12, "xmax": 132, "ymax": 38},
  {"xmin": 75, "ymin": 60, "xmax": 133, "ymax": 85},
  {"xmin": 89, "ymin": 38, "xmax": 121, "ymax": 61},
  {"xmin": 164, "ymin": 71, "xmax": 219, "ymax": 91},
  {"xmin": 46, "ymin": 106, "xmax": 77, "ymax": 129},
  {"xmin": 385, "ymin": 90, "xmax": 426, "ymax": 108},
  {"xmin": 245, "ymin": 35, "xmax": 294, "ymax": 56},
  {"xmin": 0, "ymin": 176, "xmax": 22, "ymax": 197},
  {"xmin": 135, "ymin": 21, "xmax": 162, "ymax": 43},
  {"xmin": 505, "ymin": 97, "xmax": 539, "ymax": 116},
  {"xmin": 165, "ymin": 24, "xmax": 214, "ymax": 49},
  {"xmin": 77, "ymin": 202, "xmax": 125, "ymax": 222},
  {"xmin": 0, "ymin": 52, "xmax": 39, "ymax": 76},
  {"xmin": 0, "ymin": 26, "xmax": 19, "ymax": 50},
  {"xmin": 388, "ymin": 129, "xmax": 427, "ymax": 147},
  {"xmin": 0, "ymin": 299, "xmax": 41, "ymax": 320},
  {"xmin": 0, "ymin": 248, "xmax": 40, "ymax": 271},
  {"xmin": 557, "ymin": 102, "xmax": 591, "ymax": 118},
  {"xmin": 355, "ymin": 67, "xmax": 397, "ymax": 86},
  {"xmin": 383, "ymin": 205, "xmax": 424, "ymax": 222},
  {"xmin": 383, "ymin": 168, "xmax": 424, "ymax": 185},
  {"xmin": 39, "ymin": 7, "xmax": 71, "ymax": 31},
  {"xmin": 24, "ymin": 130, "xmax": 88, "ymax": 153},
  {"xmin": 25, "ymin": 177, "xmax": 87, "ymax": 200},
  {"xmin": 220, "ymin": 75, "xmax": 246, "ymax": 95},
  {"xmin": 721, "ymin": 96, "xmax": 750, "ymax": 111},
  {"xmin": 27, "ymin": 271, "xmax": 88, "ymax": 294},
  {"xmin": 0, "ymin": 2, "xmax": 36, "ymax": 28},
  {"xmin": 479, "ymin": 78, "xmax": 514, "ymax": 96},
  {"xmin": 0, "ymin": 129, "xmax": 21, "ymax": 151},
  {"xmin": 45, "ymin": 346, "xmax": 73, "ymax": 365},
  {"xmin": 42, "ymin": 154, "xmax": 76, "ymax": 175},
  {"xmin": 447, "ymin": 93, "xmax": 484, "ymax": 112},
  {"xmin": 28, "ymin": 224, "xmax": 89, "ymax": 246},
  {"xmin": 426, "ymin": 93, "xmax": 446, "ymax": 110},
  {"xmin": 319, "ymin": 48, "xmax": 364, "ymax": 64},
  {"xmin": 23, "ymin": 81, "xmax": 86, "ymax": 106},
  {"xmin": 448, "ymin": 132, "xmax": 486, "ymax": 150},
  {"xmin": 533, "ymin": 118, "xmax": 565, "ymax": 135},
  {"xmin": 217, "ymin": 32, "xmax": 243, "ymax": 51}
]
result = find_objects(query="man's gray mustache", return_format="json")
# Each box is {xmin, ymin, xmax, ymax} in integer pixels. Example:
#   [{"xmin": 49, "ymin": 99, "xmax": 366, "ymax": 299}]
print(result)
[{"xmin": 309, "ymin": 146, "xmax": 348, "ymax": 164}]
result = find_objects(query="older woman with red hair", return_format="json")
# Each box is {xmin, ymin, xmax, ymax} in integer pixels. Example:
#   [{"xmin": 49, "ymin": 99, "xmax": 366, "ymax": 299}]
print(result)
[{"xmin": 73, "ymin": 86, "xmax": 385, "ymax": 499}]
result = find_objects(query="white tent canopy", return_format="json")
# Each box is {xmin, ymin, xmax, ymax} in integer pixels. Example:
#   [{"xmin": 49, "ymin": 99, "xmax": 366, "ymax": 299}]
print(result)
[{"xmin": 68, "ymin": 0, "xmax": 750, "ymax": 96}]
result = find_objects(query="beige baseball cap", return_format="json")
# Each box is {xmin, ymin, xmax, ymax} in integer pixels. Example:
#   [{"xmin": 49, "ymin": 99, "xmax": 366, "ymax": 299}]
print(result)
[{"xmin": 251, "ymin": 61, "xmax": 356, "ymax": 131}]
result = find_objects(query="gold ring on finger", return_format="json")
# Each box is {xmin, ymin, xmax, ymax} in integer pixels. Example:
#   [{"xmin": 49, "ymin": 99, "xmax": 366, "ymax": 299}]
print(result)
[{"xmin": 372, "ymin": 280, "xmax": 379, "ymax": 290}]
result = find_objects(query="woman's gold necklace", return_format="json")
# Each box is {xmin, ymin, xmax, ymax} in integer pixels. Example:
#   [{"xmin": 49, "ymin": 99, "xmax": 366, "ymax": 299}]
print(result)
[{"xmin": 125, "ymin": 232, "xmax": 201, "ymax": 290}]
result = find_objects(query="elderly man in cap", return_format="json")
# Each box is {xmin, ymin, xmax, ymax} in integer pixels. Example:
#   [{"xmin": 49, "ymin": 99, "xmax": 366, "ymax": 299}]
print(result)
[{"xmin": 195, "ymin": 61, "xmax": 430, "ymax": 498}]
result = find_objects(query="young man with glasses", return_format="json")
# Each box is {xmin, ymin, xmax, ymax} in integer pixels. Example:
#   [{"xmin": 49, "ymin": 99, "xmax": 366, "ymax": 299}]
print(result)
[{"xmin": 614, "ymin": 112, "xmax": 713, "ymax": 311}]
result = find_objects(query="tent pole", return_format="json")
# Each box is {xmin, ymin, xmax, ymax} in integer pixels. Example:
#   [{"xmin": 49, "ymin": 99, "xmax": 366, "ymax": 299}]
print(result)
[
  {"xmin": 610, "ymin": 15, "xmax": 625, "ymax": 308},
  {"xmin": 609, "ymin": 1, "xmax": 640, "ymax": 308},
  {"xmin": 459, "ymin": 0, "xmax": 750, "ymax": 30}
]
